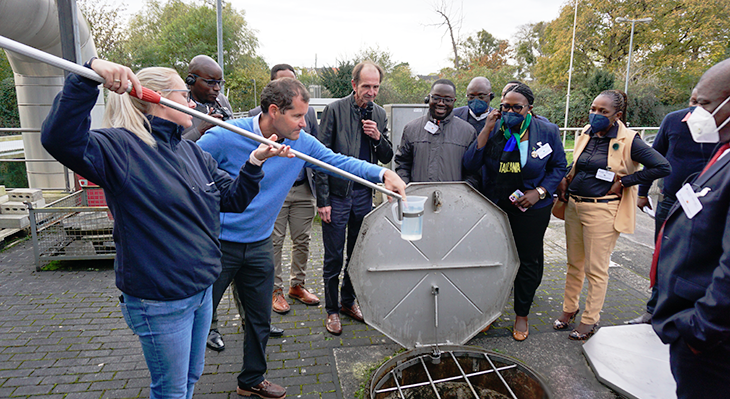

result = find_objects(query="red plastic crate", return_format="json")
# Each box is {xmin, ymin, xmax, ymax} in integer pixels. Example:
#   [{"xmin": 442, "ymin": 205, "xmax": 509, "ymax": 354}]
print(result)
[{"xmin": 84, "ymin": 187, "xmax": 107, "ymax": 207}]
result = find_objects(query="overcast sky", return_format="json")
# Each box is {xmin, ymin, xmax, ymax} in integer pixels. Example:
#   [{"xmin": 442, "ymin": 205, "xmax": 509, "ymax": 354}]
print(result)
[{"xmin": 122, "ymin": 0, "xmax": 570, "ymax": 75}]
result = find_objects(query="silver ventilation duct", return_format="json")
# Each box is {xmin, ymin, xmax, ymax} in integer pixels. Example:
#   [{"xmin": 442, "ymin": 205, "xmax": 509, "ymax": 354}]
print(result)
[{"xmin": 0, "ymin": 0, "xmax": 103, "ymax": 189}]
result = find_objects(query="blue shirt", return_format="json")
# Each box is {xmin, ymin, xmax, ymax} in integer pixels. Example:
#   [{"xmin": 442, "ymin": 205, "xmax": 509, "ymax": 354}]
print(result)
[{"xmin": 198, "ymin": 115, "xmax": 385, "ymax": 243}]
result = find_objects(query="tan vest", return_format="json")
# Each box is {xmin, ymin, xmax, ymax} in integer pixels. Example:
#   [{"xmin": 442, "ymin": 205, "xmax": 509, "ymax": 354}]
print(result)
[{"xmin": 567, "ymin": 121, "xmax": 639, "ymax": 234}]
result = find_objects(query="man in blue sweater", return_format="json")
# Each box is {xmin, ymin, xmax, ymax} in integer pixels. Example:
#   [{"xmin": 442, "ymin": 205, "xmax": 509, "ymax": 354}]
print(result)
[{"xmin": 197, "ymin": 78, "xmax": 405, "ymax": 399}]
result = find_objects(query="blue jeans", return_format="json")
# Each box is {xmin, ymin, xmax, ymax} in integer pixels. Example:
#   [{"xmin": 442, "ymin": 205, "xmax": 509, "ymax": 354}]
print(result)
[
  {"xmin": 322, "ymin": 190, "xmax": 372, "ymax": 315},
  {"xmin": 212, "ymin": 238, "xmax": 274, "ymax": 389},
  {"xmin": 119, "ymin": 286, "xmax": 212, "ymax": 399}
]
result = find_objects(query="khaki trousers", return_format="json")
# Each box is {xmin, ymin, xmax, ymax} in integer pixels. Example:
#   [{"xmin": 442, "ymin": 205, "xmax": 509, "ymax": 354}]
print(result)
[
  {"xmin": 563, "ymin": 197, "xmax": 621, "ymax": 325},
  {"xmin": 272, "ymin": 182, "xmax": 316, "ymax": 290}
]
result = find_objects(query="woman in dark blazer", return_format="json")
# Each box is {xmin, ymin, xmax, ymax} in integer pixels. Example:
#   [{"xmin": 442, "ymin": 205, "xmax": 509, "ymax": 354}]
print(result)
[{"xmin": 463, "ymin": 83, "xmax": 567, "ymax": 341}]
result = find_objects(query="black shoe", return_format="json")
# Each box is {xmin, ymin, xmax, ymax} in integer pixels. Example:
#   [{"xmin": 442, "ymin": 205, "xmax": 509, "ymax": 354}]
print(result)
[
  {"xmin": 270, "ymin": 324, "xmax": 284, "ymax": 337},
  {"xmin": 206, "ymin": 329, "xmax": 225, "ymax": 351},
  {"xmin": 625, "ymin": 312, "xmax": 652, "ymax": 325}
]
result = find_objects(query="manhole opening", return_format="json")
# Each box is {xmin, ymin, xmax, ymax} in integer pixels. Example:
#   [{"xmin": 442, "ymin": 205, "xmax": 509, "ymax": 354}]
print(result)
[{"xmin": 370, "ymin": 348, "xmax": 550, "ymax": 399}]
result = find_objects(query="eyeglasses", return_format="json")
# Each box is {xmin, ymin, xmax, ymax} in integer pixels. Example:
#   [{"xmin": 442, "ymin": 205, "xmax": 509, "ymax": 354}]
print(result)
[
  {"xmin": 467, "ymin": 93, "xmax": 492, "ymax": 101},
  {"xmin": 500, "ymin": 103, "xmax": 526, "ymax": 112},
  {"xmin": 191, "ymin": 74, "xmax": 225, "ymax": 87},
  {"xmin": 431, "ymin": 95, "xmax": 456, "ymax": 105}
]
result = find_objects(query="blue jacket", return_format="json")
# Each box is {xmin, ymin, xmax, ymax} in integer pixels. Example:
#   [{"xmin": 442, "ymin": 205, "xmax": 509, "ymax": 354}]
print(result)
[
  {"xmin": 653, "ymin": 143, "xmax": 730, "ymax": 352},
  {"xmin": 462, "ymin": 116, "xmax": 567, "ymax": 209},
  {"xmin": 197, "ymin": 116, "xmax": 385, "ymax": 244},
  {"xmin": 41, "ymin": 73, "xmax": 263, "ymax": 301}
]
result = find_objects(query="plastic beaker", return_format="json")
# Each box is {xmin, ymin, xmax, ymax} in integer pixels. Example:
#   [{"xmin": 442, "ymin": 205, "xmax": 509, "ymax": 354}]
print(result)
[{"xmin": 391, "ymin": 196, "xmax": 428, "ymax": 241}]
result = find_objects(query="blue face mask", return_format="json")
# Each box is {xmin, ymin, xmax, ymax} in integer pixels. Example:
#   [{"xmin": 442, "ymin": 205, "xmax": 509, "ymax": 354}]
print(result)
[
  {"xmin": 468, "ymin": 98, "xmax": 489, "ymax": 115},
  {"xmin": 502, "ymin": 112, "xmax": 525, "ymax": 129},
  {"xmin": 589, "ymin": 113, "xmax": 612, "ymax": 132}
]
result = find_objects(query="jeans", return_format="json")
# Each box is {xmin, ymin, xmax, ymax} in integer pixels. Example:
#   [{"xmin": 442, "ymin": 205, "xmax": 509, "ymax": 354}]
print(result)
[
  {"xmin": 322, "ymin": 190, "xmax": 372, "ymax": 315},
  {"xmin": 212, "ymin": 238, "xmax": 274, "ymax": 389},
  {"xmin": 646, "ymin": 197, "xmax": 675, "ymax": 314},
  {"xmin": 119, "ymin": 286, "xmax": 212, "ymax": 399}
]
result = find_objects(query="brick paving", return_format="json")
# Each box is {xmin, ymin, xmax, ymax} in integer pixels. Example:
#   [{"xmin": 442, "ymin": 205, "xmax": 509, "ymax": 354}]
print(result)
[{"xmin": 0, "ymin": 216, "xmax": 651, "ymax": 398}]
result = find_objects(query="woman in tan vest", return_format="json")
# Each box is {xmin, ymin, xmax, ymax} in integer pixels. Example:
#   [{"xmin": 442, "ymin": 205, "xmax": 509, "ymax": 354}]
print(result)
[{"xmin": 552, "ymin": 90, "xmax": 670, "ymax": 339}]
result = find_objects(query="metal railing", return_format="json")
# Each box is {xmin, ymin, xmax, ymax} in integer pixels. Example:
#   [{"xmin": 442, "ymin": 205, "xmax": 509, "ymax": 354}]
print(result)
[
  {"xmin": 0, "ymin": 129, "xmax": 75, "ymax": 192},
  {"xmin": 558, "ymin": 126, "xmax": 659, "ymax": 153},
  {"xmin": 27, "ymin": 190, "xmax": 115, "ymax": 271}
]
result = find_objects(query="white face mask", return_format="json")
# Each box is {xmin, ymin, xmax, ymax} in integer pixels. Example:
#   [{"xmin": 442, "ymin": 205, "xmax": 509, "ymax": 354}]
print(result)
[{"xmin": 687, "ymin": 95, "xmax": 730, "ymax": 143}]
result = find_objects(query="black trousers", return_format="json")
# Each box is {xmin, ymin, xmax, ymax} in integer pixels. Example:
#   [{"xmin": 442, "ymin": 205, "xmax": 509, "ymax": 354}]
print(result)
[
  {"xmin": 212, "ymin": 238, "xmax": 274, "ymax": 389},
  {"xmin": 670, "ymin": 337, "xmax": 730, "ymax": 398},
  {"xmin": 500, "ymin": 202, "xmax": 552, "ymax": 317}
]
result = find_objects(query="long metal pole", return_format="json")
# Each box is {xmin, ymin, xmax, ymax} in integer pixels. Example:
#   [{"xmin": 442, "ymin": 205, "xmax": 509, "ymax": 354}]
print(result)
[
  {"xmin": 216, "ymin": 0, "xmax": 224, "ymax": 78},
  {"xmin": 624, "ymin": 21, "xmax": 636, "ymax": 94},
  {"xmin": 0, "ymin": 35, "xmax": 402, "ymax": 201},
  {"xmin": 563, "ymin": 0, "xmax": 578, "ymax": 130}
]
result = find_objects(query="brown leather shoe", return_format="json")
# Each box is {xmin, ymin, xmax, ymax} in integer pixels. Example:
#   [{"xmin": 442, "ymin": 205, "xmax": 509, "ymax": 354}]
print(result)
[
  {"xmin": 326, "ymin": 313, "xmax": 342, "ymax": 335},
  {"xmin": 236, "ymin": 379, "xmax": 286, "ymax": 398},
  {"xmin": 271, "ymin": 289, "xmax": 290, "ymax": 314},
  {"xmin": 288, "ymin": 285, "xmax": 320, "ymax": 306},
  {"xmin": 340, "ymin": 303, "xmax": 364, "ymax": 322}
]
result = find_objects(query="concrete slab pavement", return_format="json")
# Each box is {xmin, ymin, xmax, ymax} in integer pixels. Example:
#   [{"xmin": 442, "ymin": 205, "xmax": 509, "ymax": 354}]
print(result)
[{"xmin": 0, "ymin": 216, "xmax": 654, "ymax": 398}]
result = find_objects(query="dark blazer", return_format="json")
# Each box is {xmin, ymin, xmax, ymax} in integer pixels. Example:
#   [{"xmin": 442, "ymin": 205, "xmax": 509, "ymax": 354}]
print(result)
[
  {"xmin": 462, "ymin": 116, "xmax": 567, "ymax": 210},
  {"xmin": 653, "ymin": 143, "xmax": 730, "ymax": 352},
  {"xmin": 314, "ymin": 93, "xmax": 393, "ymax": 207}
]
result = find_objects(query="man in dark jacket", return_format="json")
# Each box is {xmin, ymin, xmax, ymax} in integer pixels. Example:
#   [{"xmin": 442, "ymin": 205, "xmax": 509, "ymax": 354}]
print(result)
[
  {"xmin": 315, "ymin": 61, "xmax": 394, "ymax": 335},
  {"xmin": 395, "ymin": 79, "xmax": 477, "ymax": 184},
  {"xmin": 452, "ymin": 76, "xmax": 494, "ymax": 133},
  {"xmin": 182, "ymin": 55, "xmax": 232, "ymax": 141},
  {"xmin": 652, "ymin": 57, "xmax": 730, "ymax": 399}
]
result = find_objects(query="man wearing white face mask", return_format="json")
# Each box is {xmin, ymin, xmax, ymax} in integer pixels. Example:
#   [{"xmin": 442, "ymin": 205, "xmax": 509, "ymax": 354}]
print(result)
[{"xmin": 652, "ymin": 58, "xmax": 730, "ymax": 399}]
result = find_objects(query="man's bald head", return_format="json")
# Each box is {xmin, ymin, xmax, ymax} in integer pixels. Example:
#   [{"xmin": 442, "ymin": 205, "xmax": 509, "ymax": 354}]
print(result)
[
  {"xmin": 188, "ymin": 55, "xmax": 221, "ymax": 75},
  {"xmin": 467, "ymin": 77, "xmax": 492, "ymax": 96},
  {"xmin": 187, "ymin": 55, "xmax": 223, "ymax": 104},
  {"xmin": 694, "ymin": 58, "xmax": 730, "ymax": 141}
]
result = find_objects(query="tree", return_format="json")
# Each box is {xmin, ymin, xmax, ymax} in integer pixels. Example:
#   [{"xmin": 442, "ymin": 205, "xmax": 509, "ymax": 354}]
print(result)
[
  {"xmin": 431, "ymin": 1, "xmax": 462, "ymax": 70},
  {"xmin": 320, "ymin": 61, "xmax": 354, "ymax": 99},
  {"xmin": 78, "ymin": 0, "xmax": 129, "ymax": 64},
  {"xmin": 458, "ymin": 30, "xmax": 510, "ymax": 70},
  {"xmin": 125, "ymin": 0, "xmax": 258, "ymax": 74},
  {"xmin": 514, "ymin": 22, "xmax": 547, "ymax": 78},
  {"xmin": 0, "ymin": 52, "xmax": 19, "ymax": 129}
]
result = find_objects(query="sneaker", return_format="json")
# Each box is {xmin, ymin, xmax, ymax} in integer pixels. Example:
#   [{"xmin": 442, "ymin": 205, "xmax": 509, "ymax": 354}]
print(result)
[
  {"xmin": 206, "ymin": 329, "xmax": 224, "ymax": 352},
  {"xmin": 272, "ymin": 288, "xmax": 290, "ymax": 314},
  {"xmin": 625, "ymin": 312, "xmax": 652, "ymax": 325},
  {"xmin": 236, "ymin": 380, "xmax": 286, "ymax": 398},
  {"xmin": 288, "ymin": 285, "xmax": 320, "ymax": 305}
]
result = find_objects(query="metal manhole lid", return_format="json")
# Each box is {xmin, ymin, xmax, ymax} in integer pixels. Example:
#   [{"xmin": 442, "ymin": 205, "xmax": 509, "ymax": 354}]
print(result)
[{"xmin": 349, "ymin": 182, "xmax": 520, "ymax": 349}]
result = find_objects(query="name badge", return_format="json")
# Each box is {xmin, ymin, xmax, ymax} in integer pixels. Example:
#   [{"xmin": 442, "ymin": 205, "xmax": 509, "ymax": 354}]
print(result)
[
  {"xmin": 424, "ymin": 121, "xmax": 439, "ymax": 134},
  {"xmin": 676, "ymin": 183, "xmax": 702, "ymax": 219},
  {"xmin": 535, "ymin": 143, "xmax": 552, "ymax": 159},
  {"xmin": 596, "ymin": 169, "xmax": 615, "ymax": 182}
]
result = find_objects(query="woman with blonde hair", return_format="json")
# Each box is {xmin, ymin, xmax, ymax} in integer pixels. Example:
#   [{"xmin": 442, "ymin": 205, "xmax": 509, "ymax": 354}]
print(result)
[
  {"xmin": 553, "ymin": 90, "xmax": 670, "ymax": 340},
  {"xmin": 41, "ymin": 58, "xmax": 288, "ymax": 398}
]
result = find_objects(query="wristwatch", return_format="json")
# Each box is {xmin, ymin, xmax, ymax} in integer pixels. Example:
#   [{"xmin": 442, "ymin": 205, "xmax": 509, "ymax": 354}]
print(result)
[{"xmin": 536, "ymin": 186, "xmax": 547, "ymax": 200}]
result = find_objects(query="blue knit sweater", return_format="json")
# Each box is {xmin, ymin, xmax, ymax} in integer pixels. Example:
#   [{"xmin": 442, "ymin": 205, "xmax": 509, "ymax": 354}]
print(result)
[{"xmin": 197, "ymin": 115, "xmax": 384, "ymax": 243}]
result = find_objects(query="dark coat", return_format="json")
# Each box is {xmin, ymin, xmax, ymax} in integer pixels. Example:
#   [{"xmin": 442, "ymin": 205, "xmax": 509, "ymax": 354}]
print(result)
[
  {"xmin": 653, "ymin": 143, "xmax": 730, "ymax": 353},
  {"xmin": 314, "ymin": 93, "xmax": 393, "ymax": 207}
]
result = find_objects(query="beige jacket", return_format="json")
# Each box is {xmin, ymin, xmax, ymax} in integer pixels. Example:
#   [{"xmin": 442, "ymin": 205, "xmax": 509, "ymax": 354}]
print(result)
[{"xmin": 567, "ymin": 121, "xmax": 639, "ymax": 234}]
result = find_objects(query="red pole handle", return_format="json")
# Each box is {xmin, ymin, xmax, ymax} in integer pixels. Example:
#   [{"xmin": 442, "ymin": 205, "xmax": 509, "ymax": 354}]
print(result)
[{"xmin": 128, "ymin": 86, "xmax": 161, "ymax": 104}]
